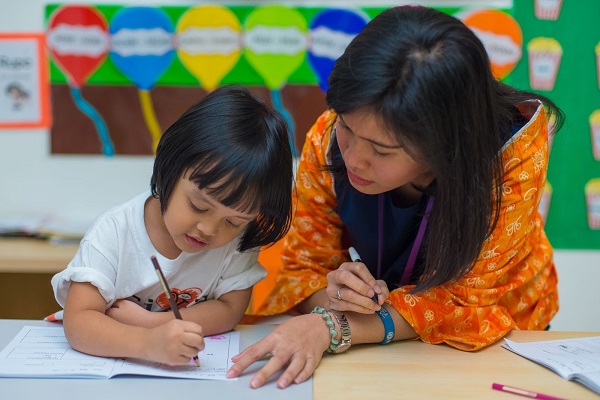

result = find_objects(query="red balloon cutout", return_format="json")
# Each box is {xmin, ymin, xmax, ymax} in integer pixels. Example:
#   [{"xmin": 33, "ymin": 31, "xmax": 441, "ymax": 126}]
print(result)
[{"xmin": 47, "ymin": 5, "xmax": 109, "ymax": 88}]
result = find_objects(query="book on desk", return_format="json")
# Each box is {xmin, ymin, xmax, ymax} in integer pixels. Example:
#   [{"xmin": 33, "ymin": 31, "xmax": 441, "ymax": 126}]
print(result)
[
  {"xmin": 503, "ymin": 336, "xmax": 600, "ymax": 395},
  {"xmin": 0, "ymin": 325, "xmax": 239, "ymax": 380}
]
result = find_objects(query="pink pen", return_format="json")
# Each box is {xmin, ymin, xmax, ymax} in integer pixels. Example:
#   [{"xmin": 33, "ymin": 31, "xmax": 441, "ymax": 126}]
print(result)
[{"xmin": 492, "ymin": 383, "xmax": 568, "ymax": 400}]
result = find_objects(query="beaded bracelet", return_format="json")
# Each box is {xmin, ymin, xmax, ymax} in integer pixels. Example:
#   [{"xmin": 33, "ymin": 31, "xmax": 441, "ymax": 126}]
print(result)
[
  {"xmin": 375, "ymin": 306, "xmax": 395, "ymax": 344},
  {"xmin": 311, "ymin": 306, "xmax": 340, "ymax": 354}
]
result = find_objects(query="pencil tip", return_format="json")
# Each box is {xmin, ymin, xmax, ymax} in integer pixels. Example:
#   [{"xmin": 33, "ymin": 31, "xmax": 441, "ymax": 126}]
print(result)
[{"xmin": 194, "ymin": 357, "xmax": 201, "ymax": 367}]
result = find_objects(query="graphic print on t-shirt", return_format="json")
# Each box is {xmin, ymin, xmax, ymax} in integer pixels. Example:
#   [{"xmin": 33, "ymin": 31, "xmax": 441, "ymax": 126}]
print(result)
[{"xmin": 155, "ymin": 287, "xmax": 206, "ymax": 310}]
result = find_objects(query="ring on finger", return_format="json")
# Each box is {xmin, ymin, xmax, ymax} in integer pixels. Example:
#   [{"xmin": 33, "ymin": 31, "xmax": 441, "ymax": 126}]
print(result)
[{"xmin": 336, "ymin": 289, "xmax": 342, "ymax": 300}]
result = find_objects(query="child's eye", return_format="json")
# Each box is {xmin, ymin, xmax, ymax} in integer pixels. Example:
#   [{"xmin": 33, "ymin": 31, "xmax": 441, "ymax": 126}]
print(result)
[
  {"xmin": 226, "ymin": 220, "xmax": 241, "ymax": 229},
  {"xmin": 189, "ymin": 202, "xmax": 207, "ymax": 213}
]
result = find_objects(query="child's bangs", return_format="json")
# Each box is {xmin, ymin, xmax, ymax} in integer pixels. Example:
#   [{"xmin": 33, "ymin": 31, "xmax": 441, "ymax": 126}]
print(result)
[{"xmin": 188, "ymin": 155, "xmax": 263, "ymax": 215}]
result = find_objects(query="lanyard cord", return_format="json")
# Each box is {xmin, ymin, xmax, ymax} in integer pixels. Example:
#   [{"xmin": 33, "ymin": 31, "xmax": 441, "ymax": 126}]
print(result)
[
  {"xmin": 376, "ymin": 194, "xmax": 384, "ymax": 280},
  {"xmin": 377, "ymin": 194, "xmax": 435, "ymax": 285}
]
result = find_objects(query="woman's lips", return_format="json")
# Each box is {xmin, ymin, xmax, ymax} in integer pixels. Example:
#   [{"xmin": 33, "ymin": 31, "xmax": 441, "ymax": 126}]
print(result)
[{"xmin": 347, "ymin": 169, "xmax": 373, "ymax": 186}]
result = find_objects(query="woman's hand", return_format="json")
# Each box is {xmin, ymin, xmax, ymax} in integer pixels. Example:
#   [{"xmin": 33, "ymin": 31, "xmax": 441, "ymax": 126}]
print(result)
[
  {"xmin": 227, "ymin": 313, "xmax": 330, "ymax": 389},
  {"xmin": 326, "ymin": 261, "xmax": 390, "ymax": 313},
  {"xmin": 145, "ymin": 319, "xmax": 205, "ymax": 366}
]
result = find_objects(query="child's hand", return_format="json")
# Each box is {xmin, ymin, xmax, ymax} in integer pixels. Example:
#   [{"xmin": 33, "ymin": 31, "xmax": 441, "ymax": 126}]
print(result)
[
  {"xmin": 145, "ymin": 319, "xmax": 204, "ymax": 366},
  {"xmin": 326, "ymin": 261, "xmax": 390, "ymax": 313}
]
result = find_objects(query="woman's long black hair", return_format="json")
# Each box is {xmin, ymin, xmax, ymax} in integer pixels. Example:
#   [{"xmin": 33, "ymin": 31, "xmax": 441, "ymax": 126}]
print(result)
[{"xmin": 326, "ymin": 6, "xmax": 564, "ymax": 291}]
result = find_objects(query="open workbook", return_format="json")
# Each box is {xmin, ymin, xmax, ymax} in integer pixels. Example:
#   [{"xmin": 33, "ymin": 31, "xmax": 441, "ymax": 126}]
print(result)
[
  {"xmin": 0, "ymin": 326, "xmax": 239, "ymax": 380},
  {"xmin": 503, "ymin": 336, "xmax": 600, "ymax": 395}
]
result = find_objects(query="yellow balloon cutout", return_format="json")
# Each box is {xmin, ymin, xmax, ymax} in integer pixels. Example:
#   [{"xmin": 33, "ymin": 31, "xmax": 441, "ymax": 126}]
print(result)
[{"xmin": 176, "ymin": 5, "xmax": 241, "ymax": 91}]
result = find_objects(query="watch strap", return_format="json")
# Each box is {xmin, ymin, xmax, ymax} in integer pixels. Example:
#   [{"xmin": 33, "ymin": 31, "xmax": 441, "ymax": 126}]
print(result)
[{"xmin": 329, "ymin": 309, "xmax": 351, "ymax": 353}]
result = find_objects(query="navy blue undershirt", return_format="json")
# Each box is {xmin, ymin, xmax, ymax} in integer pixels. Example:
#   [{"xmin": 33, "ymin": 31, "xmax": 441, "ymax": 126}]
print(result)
[{"xmin": 335, "ymin": 181, "xmax": 428, "ymax": 289}]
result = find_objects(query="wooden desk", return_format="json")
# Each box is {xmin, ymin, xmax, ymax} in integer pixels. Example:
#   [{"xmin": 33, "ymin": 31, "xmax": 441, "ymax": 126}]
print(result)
[
  {"xmin": 316, "ymin": 330, "xmax": 598, "ymax": 399},
  {"xmin": 0, "ymin": 238, "xmax": 77, "ymax": 319},
  {"xmin": 0, "ymin": 237, "xmax": 77, "ymax": 273},
  {"xmin": 0, "ymin": 319, "xmax": 598, "ymax": 400}
]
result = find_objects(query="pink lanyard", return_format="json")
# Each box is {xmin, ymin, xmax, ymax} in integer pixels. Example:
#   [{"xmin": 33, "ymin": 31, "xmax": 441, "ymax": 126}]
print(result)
[{"xmin": 377, "ymin": 194, "xmax": 435, "ymax": 285}]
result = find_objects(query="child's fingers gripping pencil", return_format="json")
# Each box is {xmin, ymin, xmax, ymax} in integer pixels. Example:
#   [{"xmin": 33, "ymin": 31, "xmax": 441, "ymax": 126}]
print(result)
[
  {"xmin": 151, "ymin": 256, "xmax": 201, "ymax": 367},
  {"xmin": 348, "ymin": 247, "xmax": 379, "ymax": 304}
]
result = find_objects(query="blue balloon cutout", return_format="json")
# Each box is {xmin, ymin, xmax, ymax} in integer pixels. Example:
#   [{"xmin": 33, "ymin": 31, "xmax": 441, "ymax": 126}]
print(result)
[
  {"xmin": 308, "ymin": 9, "xmax": 368, "ymax": 92},
  {"xmin": 109, "ymin": 7, "xmax": 175, "ymax": 90}
]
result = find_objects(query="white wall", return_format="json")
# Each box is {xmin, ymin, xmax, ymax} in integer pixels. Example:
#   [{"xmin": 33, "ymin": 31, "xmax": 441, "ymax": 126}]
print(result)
[{"xmin": 1, "ymin": 0, "xmax": 598, "ymax": 331}]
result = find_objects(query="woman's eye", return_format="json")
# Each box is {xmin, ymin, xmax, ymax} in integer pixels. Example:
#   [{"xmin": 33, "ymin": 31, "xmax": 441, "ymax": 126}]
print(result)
[{"xmin": 373, "ymin": 148, "xmax": 389, "ymax": 157}]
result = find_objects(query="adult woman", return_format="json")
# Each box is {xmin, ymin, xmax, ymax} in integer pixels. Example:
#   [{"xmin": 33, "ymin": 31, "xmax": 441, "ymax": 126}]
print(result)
[{"xmin": 227, "ymin": 5, "xmax": 564, "ymax": 389}]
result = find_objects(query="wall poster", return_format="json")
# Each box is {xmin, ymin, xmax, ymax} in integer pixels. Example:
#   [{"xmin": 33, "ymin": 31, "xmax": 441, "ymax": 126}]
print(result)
[{"xmin": 0, "ymin": 33, "xmax": 51, "ymax": 129}]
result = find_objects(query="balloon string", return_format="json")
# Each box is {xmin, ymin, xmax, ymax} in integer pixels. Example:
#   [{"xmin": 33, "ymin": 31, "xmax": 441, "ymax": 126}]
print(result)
[
  {"xmin": 271, "ymin": 89, "xmax": 297, "ymax": 157},
  {"xmin": 139, "ymin": 89, "xmax": 162, "ymax": 154},
  {"xmin": 70, "ymin": 86, "xmax": 114, "ymax": 157}
]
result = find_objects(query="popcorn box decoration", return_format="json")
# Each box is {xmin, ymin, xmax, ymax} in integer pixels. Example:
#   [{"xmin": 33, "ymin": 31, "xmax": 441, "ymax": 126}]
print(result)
[
  {"xmin": 534, "ymin": 0, "xmax": 563, "ymax": 21},
  {"xmin": 585, "ymin": 178, "xmax": 600, "ymax": 230},
  {"xmin": 539, "ymin": 181, "xmax": 552, "ymax": 224},
  {"xmin": 590, "ymin": 110, "xmax": 600, "ymax": 161},
  {"xmin": 527, "ymin": 37, "xmax": 562, "ymax": 90},
  {"xmin": 595, "ymin": 42, "xmax": 600, "ymax": 90}
]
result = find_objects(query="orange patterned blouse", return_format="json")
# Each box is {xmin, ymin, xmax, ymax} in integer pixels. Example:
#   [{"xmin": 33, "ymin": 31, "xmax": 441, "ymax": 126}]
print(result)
[{"xmin": 257, "ymin": 100, "xmax": 558, "ymax": 351}]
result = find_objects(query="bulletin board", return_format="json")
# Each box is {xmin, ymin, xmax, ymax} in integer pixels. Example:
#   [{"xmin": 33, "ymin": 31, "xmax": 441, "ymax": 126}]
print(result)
[
  {"xmin": 44, "ymin": 4, "xmax": 513, "ymax": 157},
  {"xmin": 511, "ymin": 1, "xmax": 600, "ymax": 249},
  {"xmin": 45, "ymin": 2, "xmax": 598, "ymax": 249}
]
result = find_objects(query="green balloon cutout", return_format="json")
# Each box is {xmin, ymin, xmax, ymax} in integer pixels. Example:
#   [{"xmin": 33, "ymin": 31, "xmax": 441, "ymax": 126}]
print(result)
[{"xmin": 243, "ymin": 5, "xmax": 307, "ymax": 89}]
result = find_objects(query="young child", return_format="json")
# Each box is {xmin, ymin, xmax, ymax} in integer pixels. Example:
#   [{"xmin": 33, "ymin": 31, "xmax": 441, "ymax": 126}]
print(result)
[{"xmin": 51, "ymin": 85, "xmax": 293, "ymax": 366}]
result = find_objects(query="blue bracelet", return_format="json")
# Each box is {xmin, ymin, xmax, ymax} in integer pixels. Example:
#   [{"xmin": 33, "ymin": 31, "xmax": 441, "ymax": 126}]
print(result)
[{"xmin": 375, "ymin": 306, "xmax": 395, "ymax": 344}]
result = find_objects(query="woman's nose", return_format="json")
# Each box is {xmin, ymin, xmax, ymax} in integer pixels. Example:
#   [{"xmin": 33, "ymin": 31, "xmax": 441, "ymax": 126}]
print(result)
[{"xmin": 344, "ymin": 140, "xmax": 369, "ymax": 170}]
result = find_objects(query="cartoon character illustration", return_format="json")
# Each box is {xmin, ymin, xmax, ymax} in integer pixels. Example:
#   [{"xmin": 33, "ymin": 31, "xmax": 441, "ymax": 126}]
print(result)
[{"xmin": 5, "ymin": 82, "xmax": 30, "ymax": 111}]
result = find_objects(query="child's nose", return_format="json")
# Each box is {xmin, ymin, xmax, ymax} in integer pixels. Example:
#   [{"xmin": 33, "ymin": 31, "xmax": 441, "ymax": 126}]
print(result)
[{"xmin": 196, "ymin": 219, "xmax": 217, "ymax": 237}]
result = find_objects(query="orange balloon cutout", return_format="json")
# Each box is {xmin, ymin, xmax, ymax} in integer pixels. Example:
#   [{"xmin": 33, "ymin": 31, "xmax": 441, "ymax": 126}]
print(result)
[{"xmin": 461, "ymin": 9, "xmax": 523, "ymax": 80}]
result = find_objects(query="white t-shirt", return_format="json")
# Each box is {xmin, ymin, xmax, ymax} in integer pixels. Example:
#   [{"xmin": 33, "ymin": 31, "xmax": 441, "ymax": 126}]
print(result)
[{"xmin": 52, "ymin": 191, "xmax": 266, "ymax": 312}]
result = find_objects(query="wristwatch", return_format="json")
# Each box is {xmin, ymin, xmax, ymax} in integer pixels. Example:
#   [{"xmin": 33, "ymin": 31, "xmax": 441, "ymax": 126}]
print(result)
[{"xmin": 329, "ymin": 310, "xmax": 351, "ymax": 354}]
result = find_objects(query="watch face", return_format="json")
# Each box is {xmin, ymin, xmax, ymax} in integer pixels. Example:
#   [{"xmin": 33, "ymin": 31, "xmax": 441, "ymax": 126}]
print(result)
[{"xmin": 334, "ymin": 341, "xmax": 351, "ymax": 354}]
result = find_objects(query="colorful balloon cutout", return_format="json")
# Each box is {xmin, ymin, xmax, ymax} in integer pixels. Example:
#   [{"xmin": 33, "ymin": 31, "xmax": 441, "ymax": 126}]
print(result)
[
  {"xmin": 110, "ymin": 7, "xmax": 176, "ymax": 153},
  {"xmin": 176, "ymin": 5, "xmax": 241, "ymax": 91},
  {"xmin": 460, "ymin": 9, "xmax": 523, "ymax": 80},
  {"xmin": 308, "ymin": 9, "xmax": 369, "ymax": 92},
  {"xmin": 244, "ymin": 5, "xmax": 307, "ymax": 90},
  {"xmin": 47, "ymin": 5, "xmax": 114, "ymax": 156},
  {"xmin": 243, "ymin": 5, "xmax": 308, "ymax": 156}
]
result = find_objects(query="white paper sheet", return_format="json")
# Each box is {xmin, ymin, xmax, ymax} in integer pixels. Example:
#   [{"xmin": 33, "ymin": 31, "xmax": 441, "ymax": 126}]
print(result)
[{"xmin": 0, "ymin": 325, "xmax": 238, "ymax": 380}]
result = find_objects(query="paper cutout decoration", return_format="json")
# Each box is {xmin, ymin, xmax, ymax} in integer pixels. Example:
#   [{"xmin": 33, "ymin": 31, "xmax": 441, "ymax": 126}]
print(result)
[
  {"xmin": 47, "ymin": 5, "xmax": 114, "ymax": 156},
  {"xmin": 539, "ymin": 181, "xmax": 552, "ymax": 224},
  {"xmin": 534, "ymin": 0, "xmax": 563, "ymax": 21},
  {"xmin": 176, "ymin": 5, "xmax": 241, "ymax": 92},
  {"xmin": 243, "ymin": 5, "xmax": 308, "ymax": 155},
  {"xmin": 461, "ymin": 9, "xmax": 523, "ymax": 80},
  {"xmin": 547, "ymin": 110, "xmax": 557, "ymax": 154},
  {"xmin": 307, "ymin": 8, "xmax": 369, "ymax": 92},
  {"xmin": 590, "ymin": 109, "xmax": 600, "ymax": 161},
  {"xmin": 595, "ymin": 41, "xmax": 600, "ymax": 90},
  {"xmin": 109, "ymin": 7, "xmax": 176, "ymax": 152},
  {"xmin": 527, "ymin": 37, "xmax": 562, "ymax": 90},
  {"xmin": 585, "ymin": 178, "xmax": 600, "ymax": 230}
]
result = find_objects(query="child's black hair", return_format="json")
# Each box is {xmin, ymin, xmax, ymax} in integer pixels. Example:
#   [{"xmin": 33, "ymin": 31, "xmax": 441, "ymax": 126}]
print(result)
[{"xmin": 151, "ymin": 85, "xmax": 293, "ymax": 252}]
